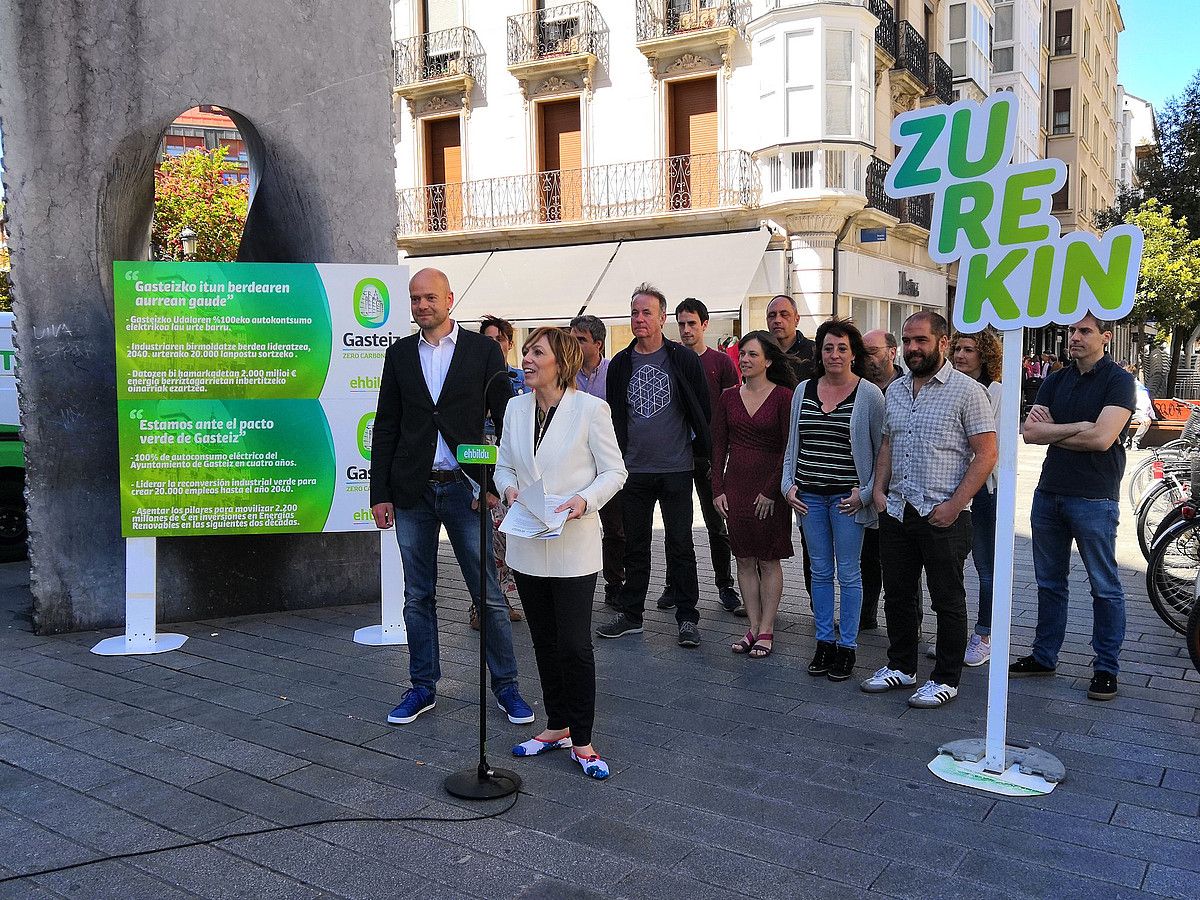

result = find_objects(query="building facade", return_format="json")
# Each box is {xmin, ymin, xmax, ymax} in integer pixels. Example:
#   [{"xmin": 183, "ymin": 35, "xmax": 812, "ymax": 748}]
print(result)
[
  {"xmin": 1115, "ymin": 85, "xmax": 1155, "ymax": 191},
  {"xmin": 161, "ymin": 106, "xmax": 250, "ymax": 184},
  {"xmin": 390, "ymin": 0, "xmax": 956, "ymax": 354},
  {"xmin": 1044, "ymin": 0, "xmax": 1123, "ymax": 235}
]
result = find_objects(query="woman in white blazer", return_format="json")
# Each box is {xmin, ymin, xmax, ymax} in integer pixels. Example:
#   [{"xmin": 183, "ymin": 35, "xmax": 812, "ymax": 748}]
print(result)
[{"xmin": 494, "ymin": 327, "xmax": 627, "ymax": 780}]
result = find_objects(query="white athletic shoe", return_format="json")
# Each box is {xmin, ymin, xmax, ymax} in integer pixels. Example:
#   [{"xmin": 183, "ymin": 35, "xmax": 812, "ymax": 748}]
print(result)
[
  {"xmin": 964, "ymin": 635, "xmax": 991, "ymax": 667},
  {"xmin": 908, "ymin": 680, "xmax": 959, "ymax": 708},
  {"xmin": 860, "ymin": 666, "xmax": 917, "ymax": 693}
]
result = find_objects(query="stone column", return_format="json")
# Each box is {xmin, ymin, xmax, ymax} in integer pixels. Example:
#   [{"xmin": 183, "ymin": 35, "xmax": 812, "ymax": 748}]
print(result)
[{"xmin": 0, "ymin": 0, "xmax": 398, "ymax": 631}]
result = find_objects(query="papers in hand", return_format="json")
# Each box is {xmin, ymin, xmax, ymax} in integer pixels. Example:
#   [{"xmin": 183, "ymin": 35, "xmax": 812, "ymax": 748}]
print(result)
[{"xmin": 499, "ymin": 479, "xmax": 571, "ymax": 540}]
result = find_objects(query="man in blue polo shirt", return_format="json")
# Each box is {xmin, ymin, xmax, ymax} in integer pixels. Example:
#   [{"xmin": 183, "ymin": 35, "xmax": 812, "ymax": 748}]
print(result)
[{"xmin": 1012, "ymin": 313, "xmax": 1135, "ymax": 701}]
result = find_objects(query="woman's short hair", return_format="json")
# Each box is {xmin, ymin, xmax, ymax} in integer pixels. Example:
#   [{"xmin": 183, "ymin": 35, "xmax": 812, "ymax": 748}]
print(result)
[
  {"xmin": 951, "ymin": 328, "xmax": 1004, "ymax": 383},
  {"xmin": 813, "ymin": 317, "xmax": 867, "ymax": 378},
  {"xmin": 522, "ymin": 326, "xmax": 583, "ymax": 391}
]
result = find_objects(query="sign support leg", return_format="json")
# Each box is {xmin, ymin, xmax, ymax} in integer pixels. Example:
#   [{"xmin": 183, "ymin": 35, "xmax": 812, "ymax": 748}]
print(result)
[
  {"xmin": 91, "ymin": 537, "xmax": 188, "ymax": 656},
  {"xmin": 354, "ymin": 529, "xmax": 408, "ymax": 645},
  {"xmin": 929, "ymin": 328, "xmax": 1065, "ymax": 795}
]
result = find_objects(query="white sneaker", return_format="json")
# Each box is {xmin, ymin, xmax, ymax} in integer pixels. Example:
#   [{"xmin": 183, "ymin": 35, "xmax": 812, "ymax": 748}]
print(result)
[
  {"xmin": 860, "ymin": 666, "xmax": 917, "ymax": 693},
  {"xmin": 964, "ymin": 635, "xmax": 991, "ymax": 667},
  {"xmin": 908, "ymin": 680, "xmax": 959, "ymax": 708}
]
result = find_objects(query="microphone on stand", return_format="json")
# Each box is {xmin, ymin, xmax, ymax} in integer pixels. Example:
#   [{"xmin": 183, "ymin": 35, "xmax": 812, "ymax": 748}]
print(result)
[{"xmin": 445, "ymin": 365, "xmax": 522, "ymax": 801}]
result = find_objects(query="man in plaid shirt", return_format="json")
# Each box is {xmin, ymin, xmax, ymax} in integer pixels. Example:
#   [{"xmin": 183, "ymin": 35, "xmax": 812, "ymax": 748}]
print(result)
[{"xmin": 862, "ymin": 311, "xmax": 998, "ymax": 709}]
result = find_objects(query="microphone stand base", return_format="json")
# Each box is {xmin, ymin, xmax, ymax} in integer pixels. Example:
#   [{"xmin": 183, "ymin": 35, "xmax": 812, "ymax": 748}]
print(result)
[{"xmin": 444, "ymin": 766, "xmax": 522, "ymax": 800}]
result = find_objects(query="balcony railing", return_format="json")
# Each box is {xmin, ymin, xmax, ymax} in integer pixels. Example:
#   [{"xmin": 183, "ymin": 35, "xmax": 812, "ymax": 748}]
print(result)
[
  {"xmin": 758, "ymin": 143, "xmax": 869, "ymax": 198},
  {"xmin": 636, "ymin": 0, "xmax": 736, "ymax": 42},
  {"xmin": 508, "ymin": 2, "xmax": 606, "ymax": 67},
  {"xmin": 394, "ymin": 27, "xmax": 486, "ymax": 88},
  {"xmin": 866, "ymin": 156, "xmax": 900, "ymax": 217},
  {"xmin": 868, "ymin": 0, "xmax": 897, "ymax": 59},
  {"xmin": 399, "ymin": 150, "xmax": 759, "ymax": 235},
  {"xmin": 902, "ymin": 194, "xmax": 932, "ymax": 230},
  {"xmin": 927, "ymin": 51, "xmax": 953, "ymax": 104},
  {"xmin": 894, "ymin": 20, "xmax": 929, "ymax": 86}
]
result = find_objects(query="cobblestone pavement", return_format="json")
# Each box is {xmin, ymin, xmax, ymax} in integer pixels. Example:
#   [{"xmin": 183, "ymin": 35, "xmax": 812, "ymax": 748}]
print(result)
[{"xmin": 0, "ymin": 444, "xmax": 1196, "ymax": 899}]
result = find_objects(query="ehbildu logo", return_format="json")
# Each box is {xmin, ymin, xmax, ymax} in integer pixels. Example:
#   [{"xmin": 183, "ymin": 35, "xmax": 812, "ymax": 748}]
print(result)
[
  {"xmin": 353, "ymin": 278, "xmax": 389, "ymax": 329},
  {"xmin": 357, "ymin": 413, "xmax": 375, "ymax": 460}
]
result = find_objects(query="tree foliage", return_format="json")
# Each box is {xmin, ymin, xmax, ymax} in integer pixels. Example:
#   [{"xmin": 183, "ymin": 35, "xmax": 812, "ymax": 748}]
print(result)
[
  {"xmin": 151, "ymin": 147, "xmax": 248, "ymax": 261},
  {"xmin": 1139, "ymin": 70, "xmax": 1200, "ymax": 241},
  {"xmin": 1119, "ymin": 199, "xmax": 1200, "ymax": 394},
  {"xmin": 0, "ymin": 247, "xmax": 10, "ymax": 313}
]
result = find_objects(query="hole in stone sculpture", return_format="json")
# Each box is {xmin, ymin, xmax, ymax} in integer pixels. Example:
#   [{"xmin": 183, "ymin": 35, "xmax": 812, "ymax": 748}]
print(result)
[{"xmin": 153, "ymin": 106, "xmax": 253, "ymax": 261}]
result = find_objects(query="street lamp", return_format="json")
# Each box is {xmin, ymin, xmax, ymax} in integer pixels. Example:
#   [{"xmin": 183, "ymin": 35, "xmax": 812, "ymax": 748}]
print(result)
[{"xmin": 179, "ymin": 226, "xmax": 197, "ymax": 260}]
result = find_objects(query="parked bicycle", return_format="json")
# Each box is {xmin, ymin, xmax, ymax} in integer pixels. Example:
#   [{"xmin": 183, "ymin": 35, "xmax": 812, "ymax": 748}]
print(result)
[
  {"xmin": 1126, "ymin": 401, "xmax": 1200, "ymax": 510},
  {"xmin": 1145, "ymin": 457, "xmax": 1200, "ymax": 634}
]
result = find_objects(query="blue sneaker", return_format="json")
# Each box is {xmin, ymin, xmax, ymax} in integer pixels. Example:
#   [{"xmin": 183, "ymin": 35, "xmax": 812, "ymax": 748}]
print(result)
[
  {"xmin": 495, "ymin": 685, "xmax": 535, "ymax": 724},
  {"xmin": 387, "ymin": 686, "xmax": 435, "ymax": 724}
]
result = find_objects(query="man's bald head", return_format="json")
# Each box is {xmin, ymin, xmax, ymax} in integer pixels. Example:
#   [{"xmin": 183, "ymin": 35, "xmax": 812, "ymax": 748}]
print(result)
[
  {"xmin": 409, "ymin": 267, "xmax": 454, "ymax": 336},
  {"xmin": 410, "ymin": 267, "xmax": 450, "ymax": 296}
]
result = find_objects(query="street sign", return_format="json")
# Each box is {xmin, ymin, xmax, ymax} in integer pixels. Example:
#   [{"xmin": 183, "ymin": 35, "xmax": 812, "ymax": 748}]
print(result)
[{"xmin": 860, "ymin": 227, "xmax": 887, "ymax": 243}]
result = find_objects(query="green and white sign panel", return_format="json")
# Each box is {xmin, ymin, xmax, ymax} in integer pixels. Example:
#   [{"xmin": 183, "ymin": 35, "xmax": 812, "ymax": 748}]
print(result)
[
  {"xmin": 115, "ymin": 261, "xmax": 408, "ymax": 537},
  {"xmin": 887, "ymin": 93, "xmax": 1143, "ymax": 331}
]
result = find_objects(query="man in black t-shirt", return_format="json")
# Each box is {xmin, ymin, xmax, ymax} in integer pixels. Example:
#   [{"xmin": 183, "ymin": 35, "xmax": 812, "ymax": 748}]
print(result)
[{"xmin": 1013, "ymin": 313, "xmax": 1135, "ymax": 701}]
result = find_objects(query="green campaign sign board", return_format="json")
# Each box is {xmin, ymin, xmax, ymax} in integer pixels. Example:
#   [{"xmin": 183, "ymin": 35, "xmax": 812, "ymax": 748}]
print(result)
[{"xmin": 115, "ymin": 261, "xmax": 408, "ymax": 537}]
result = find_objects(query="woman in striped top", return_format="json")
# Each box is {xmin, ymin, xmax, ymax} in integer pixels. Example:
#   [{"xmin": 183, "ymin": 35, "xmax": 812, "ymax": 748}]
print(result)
[{"xmin": 782, "ymin": 319, "xmax": 885, "ymax": 682}]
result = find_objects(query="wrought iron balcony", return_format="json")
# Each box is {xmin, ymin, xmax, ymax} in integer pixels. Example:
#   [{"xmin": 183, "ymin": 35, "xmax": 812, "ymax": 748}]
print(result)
[
  {"xmin": 894, "ymin": 20, "xmax": 929, "ymax": 86},
  {"xmin": 394, "ymin": 28, "xmax": 485, "ymax": 92},
  {"xmin": 399, "ymin": 150, "xmax": 759, "ymax": 235},
  {"xmin": 868, "ymin": 0, "xmax": 897, "ymax": 60},
  {"xmin": 926, "ymin": 51, "xmax": 953, "ymax": 105},
  {"xmin": 866, "ymin": 156, "xmax": 900, "ymax": 218},
  {"xmin": 902, "ymin": 194, "xmax": 932, "ymax": 230},
  {"xmin": 636, "ymin": 0, "xmax": 736, "ymax": 42},
  {"xmin": 507, "ymin": 2, "xmax": 607, "ymax": 69}
]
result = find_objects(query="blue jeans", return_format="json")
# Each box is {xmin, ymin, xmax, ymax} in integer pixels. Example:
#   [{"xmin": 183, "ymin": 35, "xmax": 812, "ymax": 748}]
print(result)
[
  {"xmin": 797, "ymin": 492, "xmax": 866, "ymax": 649},
  {"xmin": 1030, "ymin": 489, "xmax": 1125, "ymax": 675},
  {"xmin": 393, "ymin": 476, "xmax": 519, "ymax": 695},
  {"xmin": 971, "ymin": 485, "xmax": 996, "ymax": 636}
]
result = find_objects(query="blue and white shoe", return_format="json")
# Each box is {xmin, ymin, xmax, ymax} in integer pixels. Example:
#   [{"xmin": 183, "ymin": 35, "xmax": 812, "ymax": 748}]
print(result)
[
  {"xmin": 496, "ymin": 685, "xmax": 535, "ymax": 724},
  {"xmin": 387, "ymin": 686, "xmax": 435, "ymax": 724},
  {"xmin": 512, "ymin": 734, "xmax": 572, "ymax": 757},
  {"xmin": 571, "ymin": 749, "xmax": 610, "ymax": 780}
]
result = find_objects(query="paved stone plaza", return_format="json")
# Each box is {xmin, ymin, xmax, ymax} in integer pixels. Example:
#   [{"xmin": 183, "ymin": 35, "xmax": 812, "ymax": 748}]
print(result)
[{"xmin": 0, "ymin": 443, "xmax": 1196, "ymax": 899}]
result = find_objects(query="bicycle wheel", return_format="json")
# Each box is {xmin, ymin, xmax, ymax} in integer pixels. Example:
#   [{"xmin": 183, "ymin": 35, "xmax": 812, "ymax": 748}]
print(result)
[
  {"xmin": 1127, "ymin": 453, "xmax": 1191, "ymax": 511},
  {"xmin": 1146, "ymin": 505, "xmax": 1186, "ymax": 560},
  {"xmin": 1145, "ymin": 518, "xmax": 1200, "ymax": 634},
  {"xmin": 1136, "ymin": 479, "xmax": 1188, "ymax": 561},
  {"xmin": 1187, "ymin": 593, "xmax": 1200, "ymax": 674}
]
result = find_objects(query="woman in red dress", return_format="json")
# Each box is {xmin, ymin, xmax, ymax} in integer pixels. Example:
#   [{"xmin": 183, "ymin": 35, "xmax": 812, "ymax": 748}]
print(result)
[{"xmin": 712, "ymin": 331, "xmax": 797, "ymax": 658}]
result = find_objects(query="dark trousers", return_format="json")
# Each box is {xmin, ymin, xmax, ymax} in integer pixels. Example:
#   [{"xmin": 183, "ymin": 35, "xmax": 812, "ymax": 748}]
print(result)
[
  {"xmin": 665, "ymin": 458, "xmax": 733, "ymax": 592},
  {"xmin": 514, "ymin": 571, "xmax": 598, "ymax": 746},
  {"xmin": 619, "ymin": 471, "xmax": 700, "ymax": 626},
  {"xmin": 598, "ymin": 490, "xmax": 625, "ymax": 592},
  {"xmin": 879, "ymin": 505, "xmax": 972, "ymax": 687},
  {"xmin": 859, "ymin": 526, "xmax": 882, "ymax": 627}
]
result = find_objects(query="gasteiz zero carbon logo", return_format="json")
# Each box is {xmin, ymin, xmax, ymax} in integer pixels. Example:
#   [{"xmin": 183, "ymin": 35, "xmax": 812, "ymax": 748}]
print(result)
[
  {"xmin": 357, "ymin": 413, "xmax": 375, "ymax": 461},
  {"xmin": 353, "ymin": 278, "xmax": 390, "ymax": 329}
]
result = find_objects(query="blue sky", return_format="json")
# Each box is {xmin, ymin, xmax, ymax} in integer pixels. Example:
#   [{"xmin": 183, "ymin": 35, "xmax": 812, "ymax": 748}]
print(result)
[{"xmin": 1118, "ymin": 0, "xmax": 1199, "ymax": 110}]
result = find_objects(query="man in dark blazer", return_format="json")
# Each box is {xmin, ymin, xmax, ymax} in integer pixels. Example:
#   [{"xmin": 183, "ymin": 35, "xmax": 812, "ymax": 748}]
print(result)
[{"xmin": 370, "ymin": 267, "xmax": 534, "ymax": 727}]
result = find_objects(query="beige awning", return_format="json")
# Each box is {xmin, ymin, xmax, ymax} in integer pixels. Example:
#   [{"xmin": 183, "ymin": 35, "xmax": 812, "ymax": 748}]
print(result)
[
  {"xmin": 401, "ymin": 250, "xmax": 493, "ymax": 303},
  {"xmin": 447, "ymin": 242, "xmax": 620, "ymax": 327},
  {"xmin": 583, "ymin": 228, "xmax": 771, "ymax": 320}
]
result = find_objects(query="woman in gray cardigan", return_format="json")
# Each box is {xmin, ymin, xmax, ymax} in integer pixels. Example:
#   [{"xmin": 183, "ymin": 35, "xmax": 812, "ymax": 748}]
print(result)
[{"xmin": 781, "ymin": 319, "xmax": 885, "ymax": 682}]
